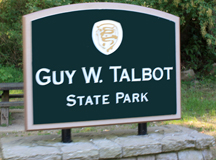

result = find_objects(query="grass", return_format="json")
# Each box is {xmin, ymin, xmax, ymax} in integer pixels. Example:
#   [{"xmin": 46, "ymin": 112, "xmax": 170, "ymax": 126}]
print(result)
[{"xmin": 155, "ymin": 75, "xmax": 216, "ymax": 135}]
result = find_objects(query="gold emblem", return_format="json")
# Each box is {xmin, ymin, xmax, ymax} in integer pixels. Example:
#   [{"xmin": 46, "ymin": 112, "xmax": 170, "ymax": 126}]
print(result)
[{"xmin": 92, "ymin": 20, "xmax": 123, "ymax": 55}]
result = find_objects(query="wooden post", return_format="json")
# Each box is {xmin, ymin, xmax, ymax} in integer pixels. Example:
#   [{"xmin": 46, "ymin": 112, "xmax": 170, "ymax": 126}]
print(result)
[{"xmin": 1, "ymin": 90, "xmax": 9, "ymax": 126}]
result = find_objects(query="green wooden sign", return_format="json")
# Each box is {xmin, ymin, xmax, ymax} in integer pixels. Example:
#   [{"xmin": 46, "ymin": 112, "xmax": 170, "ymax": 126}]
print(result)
[{"xmin": 23, "ymin": 3, "xmax": 181, "ymax": 131}]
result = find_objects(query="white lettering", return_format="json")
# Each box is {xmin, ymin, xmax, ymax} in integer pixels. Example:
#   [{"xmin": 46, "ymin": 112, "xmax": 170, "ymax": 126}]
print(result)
[
  {"xmin": 66, "ymin": 94, "xmax": 76, "ymax": 107},
  {"xmin": 85, "ymin": 96, "xmax": 94, "ymax": 105},
  {"xmin": 152, "ymin": 67, "xmax": 163, "ymax": 81},
  {"xmin": 52, "ymin": 71, "xmax": 64, "ymax": 85},
  {"xmin": 132, "ymin": 93, "xmax": 140, "ymax": 102},
  {"xmin": 82, "ymin": 67, "xmax": 102, "ymax": 84},
  {"xmin": 164, "ymin": 67, "xmax": 173, "ymax": 80},
  {"xmin": 119, "ymin": 69, "xmax": 130, "ymax": 82},
  {"xmin": 35, "ymin": 68, "xmax": 51, "ymax": 86},
  {"xmin": 109, "ymin": 66, "xmax": 121, "ymax": 82},
  {"xmin": 77, "ymin": 96, "xmax": 85, "ymax": 106},
  {"xmin": 65, "ymin": 70, "xmax": 76, "ymax": 84},
  {"xmin": 116, "ymin": 92, "xmax": 124, "ymax": 104},
  {"xmin": 141, "ymin": 92, "xmax": 148, "ymax": 102},
  {"xmin": 142, "ymin": 68, "xmax": 152, "ymax": 81},
  {"xmin": 131, "ymin": 68, "xmax": 141, "ymax": 82},
  {"xmin": 123, "ymin": 94, "xmax": 131, "ymax": 103},
  {"xmin": 102, "ymin": 95, "xmax": 110, "ymax": 104},
  {"xmin": 93, "ymin": 95, "xmax": 101, "ymax": 105},
  {"xmin": 66, "ymin": 94, "xmax": 110, "ymax": 106}
]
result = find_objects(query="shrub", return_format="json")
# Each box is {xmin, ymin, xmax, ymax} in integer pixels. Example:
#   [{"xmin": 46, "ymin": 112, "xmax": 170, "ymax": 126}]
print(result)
[
  {"xmin": 0, "ymin": 0, "xmax": 25, "ymax": 67},
  {"xmin": 0, "ymin": 0, "xmax": 216, "ymax": 72},
  {"xmin": 139, "ymin": 0, "xmax": 216, "ymax": 72},
  {"xmin": 0, "ymin": 0, "xmax": 72, "ymax": 68},
  {"xmin": 0, "ymin": 65, "xmax": 23, "ymax": 82}
]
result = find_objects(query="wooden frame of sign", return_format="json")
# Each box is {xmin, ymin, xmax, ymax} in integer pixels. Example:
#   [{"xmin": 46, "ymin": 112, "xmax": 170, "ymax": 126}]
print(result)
[{"xmin": 23, "ymin": 2, "xmax": 181, "ymax": 131}]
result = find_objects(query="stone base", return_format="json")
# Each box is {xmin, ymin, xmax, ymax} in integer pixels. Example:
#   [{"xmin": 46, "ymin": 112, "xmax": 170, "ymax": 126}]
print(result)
[{"xmin": 0, "ymin": 125, "xmax": 215, "ymax": 160}]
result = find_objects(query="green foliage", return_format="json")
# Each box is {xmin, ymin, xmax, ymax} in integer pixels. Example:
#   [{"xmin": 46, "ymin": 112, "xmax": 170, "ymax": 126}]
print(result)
[
  {"xmin": 0, "ymin": 65, "xmax": 23, "ymax": 82},
  {"xmin": 131, "ymin": 0, "xmax": 216, "ymax": 71},
  {"xmin": 0, "ymin": 0, "xmax": 216, "ymax": 72},
  {"xmin": 0, "ymin": 0, "xmax": 72, "ymax": 67},
  {"xmin": 0, "ymin": 0, "xmax": 26, "ymax": 67}
]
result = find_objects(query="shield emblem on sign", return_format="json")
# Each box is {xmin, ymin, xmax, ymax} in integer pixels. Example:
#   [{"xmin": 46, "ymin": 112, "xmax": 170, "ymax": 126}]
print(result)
[{"xmin": 92, "ymin": 20, "xmax": 123, "ymax": 55}]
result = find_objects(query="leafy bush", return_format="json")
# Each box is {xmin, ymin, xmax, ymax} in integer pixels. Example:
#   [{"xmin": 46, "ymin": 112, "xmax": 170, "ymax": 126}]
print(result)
[
  {"xmin": 0, "ymin": 0, "xmax": 216, "ymax": 72},
  {"xmin": 0, "ymin": 0, "xmax": 72, "ymax": 68},
  {"xmin": 139, "ymin": 0, "xmax": 216, "ymax": 72},
  {"xmin": 0, "ymin": 65, "xmax": 23, "ymax": 82}
]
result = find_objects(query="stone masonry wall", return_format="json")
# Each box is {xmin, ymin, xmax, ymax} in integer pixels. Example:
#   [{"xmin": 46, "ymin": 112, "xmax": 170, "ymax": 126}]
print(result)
[{"xmin": 0, "ymin": 125, "xmax": 215, "ymax": 160}]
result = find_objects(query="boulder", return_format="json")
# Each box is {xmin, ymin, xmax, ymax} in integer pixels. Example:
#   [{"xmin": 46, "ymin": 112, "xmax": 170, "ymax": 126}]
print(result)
[
  {"xmin": 210, "ymin": 63, "xmax": 216, "ymax": 74},
  {"xmin": 181, "ymin": 69, "xmax": 195, "ymax": 81}
]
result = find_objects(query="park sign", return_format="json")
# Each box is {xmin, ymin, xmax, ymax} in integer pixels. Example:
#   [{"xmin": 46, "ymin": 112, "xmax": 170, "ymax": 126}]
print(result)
[{"xmin": 23, "ymin": 3, "xmax": 181, "ymax": 131}]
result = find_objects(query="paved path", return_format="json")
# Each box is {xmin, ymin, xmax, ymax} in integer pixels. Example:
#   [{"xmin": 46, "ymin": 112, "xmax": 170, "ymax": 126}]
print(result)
[
  {"xmin": 0, "ymin": 109, "xmax": 24, "ymax": 133},
  {"xmin": 0, "ymin": 109, "xmax": 24, "ymax": 160}
]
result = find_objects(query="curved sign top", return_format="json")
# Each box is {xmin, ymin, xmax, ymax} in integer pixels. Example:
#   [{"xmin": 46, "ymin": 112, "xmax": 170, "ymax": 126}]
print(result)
[
  {"xmin": 23, "ymin": 3, "xmax": 180, "ymax": 131},
  {"xmin": 23, "ymin": 3, "xmax": 179, "ymax": 21}
]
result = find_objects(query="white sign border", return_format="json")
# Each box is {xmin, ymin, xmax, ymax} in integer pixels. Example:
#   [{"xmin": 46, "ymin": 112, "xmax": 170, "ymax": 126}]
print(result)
[{"xmin": 23, "ymin": 2, "xmax": 181, "ymax": 131}]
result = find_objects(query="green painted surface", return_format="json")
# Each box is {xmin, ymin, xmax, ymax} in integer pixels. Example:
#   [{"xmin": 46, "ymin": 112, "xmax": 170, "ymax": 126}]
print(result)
[{"xmin": 32, "ymin": 10, "xmax": 176, "ymax": 125}]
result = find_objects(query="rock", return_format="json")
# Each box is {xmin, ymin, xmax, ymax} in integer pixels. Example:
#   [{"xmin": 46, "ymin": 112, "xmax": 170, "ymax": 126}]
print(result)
[
  {"xmin": 193, "ymin": 80, "xmax": 199, "ymax": 84},
  {"xmin": 156, "ymin": 153, "xmax": 178, "ymax": 160},
  {"xmin": 137, "ymin": 155, "xmax": 155, "ymax": 160},
  {"xmin": 92, "ymin": 139, "xmax": 122, "ymax": 159},
  {"xmin": 0, "ymin": 125, "xmax": 214, "ymax": 160},
  {"xmin": 61, "ymin": 142, "xmax": 99, "ymax": 160},
  {"xmin": 202, "ymin": 149, "xmax": 213, "ymax": 160},
  {"xmin": 113, "ymin": 136, "xmax": 162, "ymax": 157},
  {"xmin": 178, "ymin": 150, "xmax": 203, "ymax": 160},
  {"xmin": 149, "ymin": 124, "xmax": 198, "ymax": 136},
  {"xmin": 210, "ymin": 63, "xmax": 216, "ymax": 74},
  {"xmin": 181, "ymin": 69, "xmax": 195, "ymax": 81},
  {"xmin": 148, "ymin": 133, "xmax": 164, "ymax": 141},
  {"xmin": 1, "ymin": 137, "xmax": 62, "ymax": 160},
  {"xmin": 161, "ymin": 135, "xmax": 195, "ymax": 152},
  {"xmin": 190, "ymin": 133, "xmax": 215, "ymax": 149}
]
